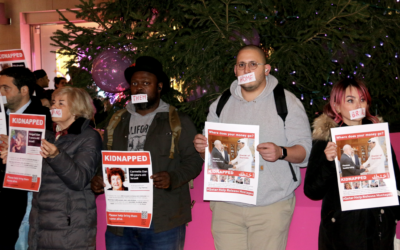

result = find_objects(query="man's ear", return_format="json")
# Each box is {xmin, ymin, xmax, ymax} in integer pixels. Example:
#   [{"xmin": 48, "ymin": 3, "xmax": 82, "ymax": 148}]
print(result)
[
  {"xmin": 264, "ymin": 64, "xmax": 272, "ymax": 76},
  {"xmin": 20, "ymin": 86, "xmax": 30, "ymax": 97},
  {"xmin": 157, "ymin": 82, "xmax": 163, "ymax": 93}
]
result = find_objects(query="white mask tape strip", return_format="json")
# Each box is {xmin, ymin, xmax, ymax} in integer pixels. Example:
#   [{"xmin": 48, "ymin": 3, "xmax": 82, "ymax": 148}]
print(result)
[
  {"xmin": 2, "ymin": 96, "xmax": 7, "ymax": 104},
  {"xmin": 50, "ymin": 109, "xmax": 62, "ymax": 117},
  {"xmin": 349, "ymin": 108, "xmax": 366, "ymax": 120},
  {"xmin": 238, "ymin": 72, "xmax": 256, "ymax": 85},
  {"xmin": 131, "ymin": 94, "xmax": 148, "ymax": 103}
]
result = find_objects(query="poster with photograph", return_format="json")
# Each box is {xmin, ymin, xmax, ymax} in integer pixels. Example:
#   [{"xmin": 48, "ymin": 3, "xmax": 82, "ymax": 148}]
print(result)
[
  {"xmin": 3, "ymin": 114, "xmax": 45, "ymax": 192},
  {"xmin": 331, "ymin": 123, "xmax": 398, "ymax": 211},
  {"xmin": 203, "ymin": 122, "xmax": 260, "ymax": 205},
  {"xmin": 0, "ymin": 49, "xmax": 27, "ymax": 70},
  {"xmin": 102, "ymin": 151, "xmax": 153, "ymax": 228},
  {"xmin": 0, "ymin": 93, "xmax": 6, "ymax": 135}
]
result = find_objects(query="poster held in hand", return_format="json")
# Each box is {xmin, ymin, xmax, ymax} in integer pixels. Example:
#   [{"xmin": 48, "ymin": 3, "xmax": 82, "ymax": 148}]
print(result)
[
  {"xmin": 331, "ymin": 123, "xmax": 398, "ymax": 211},
  {"xmin": 3, "ymin": 114, "xmax": 45, "ymax": 192},
  {"xmin": 203, "ymin": 122, "xmax": 259, "ymax": 205},
  {"xmin": 102, "ymin": 151, "xmax": 153, "ymax": 228}
]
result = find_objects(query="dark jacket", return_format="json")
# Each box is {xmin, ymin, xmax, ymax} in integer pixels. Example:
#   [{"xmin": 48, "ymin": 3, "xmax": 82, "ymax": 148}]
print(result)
[
  {"xmin": 340, "ymin": 153, "xmax": 365, "ymax": 177},
  {"xmin": 28, "ymin": 118, "xmax": 102, "ymax": 250},
  {"xmin": 211, "ymin": 147, "xmax": 232, "ymax": 170},
  {"xmin": 304, "ymin": 114, "xmax": 400, "ymax": 250},
  {"xmin": 99, "ymin": 107, "xmax": 203, "ymax": 234},
  {"xmin": 0, "ymin": 97, "xmax": 51, "ymax": 250}
]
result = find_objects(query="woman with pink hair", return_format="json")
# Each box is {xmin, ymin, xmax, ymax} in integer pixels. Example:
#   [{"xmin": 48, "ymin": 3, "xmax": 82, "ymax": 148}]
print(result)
[{"xmin": 304, "ymin": 78, "xmax": 400, "ymax": 250}]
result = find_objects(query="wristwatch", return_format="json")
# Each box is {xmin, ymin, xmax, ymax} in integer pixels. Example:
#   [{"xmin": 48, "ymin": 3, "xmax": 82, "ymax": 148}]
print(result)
[{"xmin": 280, "ymin": 146, "xmax": 287, "ymax": 160}]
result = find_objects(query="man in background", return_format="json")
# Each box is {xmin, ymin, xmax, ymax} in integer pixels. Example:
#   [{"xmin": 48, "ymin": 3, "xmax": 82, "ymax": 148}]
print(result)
[{"xmin": 32, "ymin": 69, "xmax": 49, "ymax": 99}]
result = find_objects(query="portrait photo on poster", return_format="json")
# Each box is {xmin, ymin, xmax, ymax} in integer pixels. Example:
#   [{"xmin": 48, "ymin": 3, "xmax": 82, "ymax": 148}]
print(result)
[
  {"xmin": 10, "ymin": 129, "xmax": 27, "ymax": 154},
  {"xmin": 105, "ymin": 167, "xmax": 129, "ymax": 191}
]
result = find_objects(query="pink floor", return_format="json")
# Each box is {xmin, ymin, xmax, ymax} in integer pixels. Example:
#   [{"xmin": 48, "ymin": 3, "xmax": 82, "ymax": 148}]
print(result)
[{"xmin": 96, "ymin": 132, "xmax": 400, "ymax": 250}]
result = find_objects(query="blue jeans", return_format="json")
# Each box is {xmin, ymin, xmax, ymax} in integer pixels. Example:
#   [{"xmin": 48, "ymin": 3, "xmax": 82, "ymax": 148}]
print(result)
[
  {"xmin": 105, "ymin": 223, "xmax": 186, "ymax": 250},
  {"xmin": 15, "ymin": 192, "xmax": 32, "ymax": 250}
]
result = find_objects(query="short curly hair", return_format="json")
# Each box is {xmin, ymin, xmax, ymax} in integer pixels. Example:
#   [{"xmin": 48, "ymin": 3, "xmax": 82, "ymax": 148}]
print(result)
[{"xmin": 107, "ymin": 168, "xmax": 125, "ymax": 184}]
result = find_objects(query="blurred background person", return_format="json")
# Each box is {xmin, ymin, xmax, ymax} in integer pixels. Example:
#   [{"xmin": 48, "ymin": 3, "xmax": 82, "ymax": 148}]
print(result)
[
  {"xmin": 54, "ymin": 77, "xmax": 67, "ymax": 89},
  {"xmin": 32, "ymin": 69, "xmax": 49, "ymax": 99}
]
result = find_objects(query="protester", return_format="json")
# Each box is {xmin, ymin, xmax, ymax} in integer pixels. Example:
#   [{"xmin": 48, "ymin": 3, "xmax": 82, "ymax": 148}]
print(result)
[
  {"xmin": 22, "ymin": 86, "xmax": 101, "ymax": 249},
  {"xmin": 304, "ymin": 78, "xmax": 400, "ymax": 249},
  {"xmin": 0, "ymin": 67, "xmax": 52, "ymax": 250},
  {"xmin": 32, "ymin": 69, "xmax": 49, "ymax": 99},
  {"xmin": 91, "ymin": 56, "xmax": 203, "ymax": 250},
  {"xmin": 193, "ymin": 45, "xmax": 312, "ymax": 250}
]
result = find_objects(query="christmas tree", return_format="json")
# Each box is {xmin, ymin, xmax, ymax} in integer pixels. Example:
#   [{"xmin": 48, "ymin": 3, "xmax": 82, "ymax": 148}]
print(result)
[{"xmin": 51, "ymin": 0, "xmax": 400, "ymax": 131}]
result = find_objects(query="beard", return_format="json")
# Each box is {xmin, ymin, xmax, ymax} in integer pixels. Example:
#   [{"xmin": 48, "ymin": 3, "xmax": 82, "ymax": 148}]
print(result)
[{"xmin": 134, "ymin": 94, "xmax": 158, "ymax": 110}]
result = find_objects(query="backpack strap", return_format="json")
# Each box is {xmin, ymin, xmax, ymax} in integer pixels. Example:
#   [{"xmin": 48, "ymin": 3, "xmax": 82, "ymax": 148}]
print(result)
[
  {"xmin": 273, "ymin": 84, "xmax": 298, "ymax": 182},
  {"xmin": 168, "ymin": 105, "xmax": 181, "ymax": 159},
  {"xmin": 106, "ymin": 109, "xmax": 127, "ymax": 150},
  {"xmin": 216, "ymin": 89, "xmax": 232, "ymax": 117},
  {"xmin": 273, "ymin": 83, "xmax": 288, "ymax": 124},
  {"xmin": 216, "ymin": 84, "xmax": 297, "ymax": 182}
]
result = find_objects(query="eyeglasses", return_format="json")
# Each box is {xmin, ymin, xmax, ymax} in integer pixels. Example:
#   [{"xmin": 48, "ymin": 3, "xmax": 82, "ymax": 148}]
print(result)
[{"xmin": 236, "ymin": 61, "xmax": 265, "ymax": 70}]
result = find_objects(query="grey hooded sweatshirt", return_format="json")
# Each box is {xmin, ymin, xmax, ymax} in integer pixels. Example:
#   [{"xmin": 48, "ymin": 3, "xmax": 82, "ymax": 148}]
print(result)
[{"xmin": 207, "ymin": 74, "xmax": 312, "ymax": 207}]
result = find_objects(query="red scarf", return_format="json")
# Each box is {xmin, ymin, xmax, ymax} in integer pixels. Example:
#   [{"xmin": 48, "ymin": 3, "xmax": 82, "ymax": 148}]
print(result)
[{"xmin": 53, "ymin": 123, "xmax": 69, "ymax": 141}]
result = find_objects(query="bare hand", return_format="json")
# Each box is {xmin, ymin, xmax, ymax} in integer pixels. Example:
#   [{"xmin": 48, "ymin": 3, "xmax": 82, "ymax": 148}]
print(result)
[
  {"xmin": 257, "ymin": 142, "xmax": 282, "ymax": 162},
  {"xmin": 0, "ymin": 134, "xmax": 8, "ymax": 151},
  {"xmin": 0, "ymin": 150, "xmax": 8, "ymax": 164},
  {"xmin": 364, "ymin": 168, "xmax": 369, "ymax": 173},
  {"xmin": 324, "ymin": 142, "xmax": 337, "ymax": 161},
  {"xmin": 40, "ymin": 139, "xmax": 59, "ymax": 159},
  {"xmin": 151, "ymin": 171, "xmax": 170, "ymax": 189},
  {"xmin": 91, "ymin": 176, "xmax": 106, "ymax": 193},
  {"xmin": 193, "ymin": 134, "xmax": 208, "ymax": 153}
]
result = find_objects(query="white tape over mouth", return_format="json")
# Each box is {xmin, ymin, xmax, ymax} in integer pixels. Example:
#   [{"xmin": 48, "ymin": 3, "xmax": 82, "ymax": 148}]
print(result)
[
  {"xmin": 131, "ymin": 94, "xmax": 148, "ymax": 103},
  {"xmin": 349, "ymin": 108, "xmax": 366, "ymax": 120},
  {"xmin": 50, "ymin": 109, "xmax": 62, "ymax": 117},
  {"xmin": 238, "ymin": 72, "xmax": 256, "ymax": 85}
]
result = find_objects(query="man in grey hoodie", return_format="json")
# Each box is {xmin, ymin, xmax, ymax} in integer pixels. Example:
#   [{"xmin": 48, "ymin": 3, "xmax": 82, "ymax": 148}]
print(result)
[{"xmin": 194, "ymin": 45, "xmax": 312, "ymax": 250}]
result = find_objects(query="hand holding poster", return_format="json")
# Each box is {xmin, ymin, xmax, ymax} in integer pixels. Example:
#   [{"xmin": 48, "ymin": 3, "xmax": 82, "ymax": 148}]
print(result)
[
  {"xmin": 331, "ymin": 123, "xmax": 398, "ymax": 211},
  {"xmin": 3, "ymin": 114, "xmax": 45, "ymax": 191},
  {"xmin": 203, "ymin": 122, "xmax": 259, "ymax": 205},
  {"xmin": 102, "ymin": 151, "xmax": 153, "ymax": 228}
]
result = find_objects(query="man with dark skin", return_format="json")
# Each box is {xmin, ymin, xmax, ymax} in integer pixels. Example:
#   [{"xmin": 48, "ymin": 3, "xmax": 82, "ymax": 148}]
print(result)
[{"xmin": 91, "ymin": 56, "xmax": 202, "ymax": 250}]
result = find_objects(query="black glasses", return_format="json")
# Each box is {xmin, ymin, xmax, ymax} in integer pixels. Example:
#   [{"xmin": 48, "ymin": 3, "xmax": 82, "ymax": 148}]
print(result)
[{"xmin": 236, "ymin": 61, "xmax": 265, "ymax": 70}]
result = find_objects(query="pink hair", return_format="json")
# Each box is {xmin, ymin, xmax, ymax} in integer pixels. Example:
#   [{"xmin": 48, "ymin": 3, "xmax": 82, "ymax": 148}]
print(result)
[{"xmin": 323, "ymin": 78, "xmax": 379, "ymax": 124}]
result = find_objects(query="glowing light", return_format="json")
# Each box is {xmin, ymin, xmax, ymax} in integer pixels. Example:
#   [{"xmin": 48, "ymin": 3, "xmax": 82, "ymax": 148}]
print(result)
[{"xmin": 365, "ymin": 54, "xmax": 371, "ymax": 58}]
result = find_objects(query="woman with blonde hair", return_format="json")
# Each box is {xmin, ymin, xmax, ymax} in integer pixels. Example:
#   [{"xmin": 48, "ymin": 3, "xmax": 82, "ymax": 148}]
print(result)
[
  {"xmin": 304, "ymin": 78, "xmax": 400, "ymax": 250},
  {"xmin": 27, "ymin": 86, "xmax": 101, "ymax": 249}
]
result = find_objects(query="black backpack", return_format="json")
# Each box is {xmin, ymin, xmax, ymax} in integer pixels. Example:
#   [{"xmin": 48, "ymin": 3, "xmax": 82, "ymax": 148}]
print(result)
[{"xmin": 215, "ymin": 84, "xmax": 297, "ymax": 182}]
